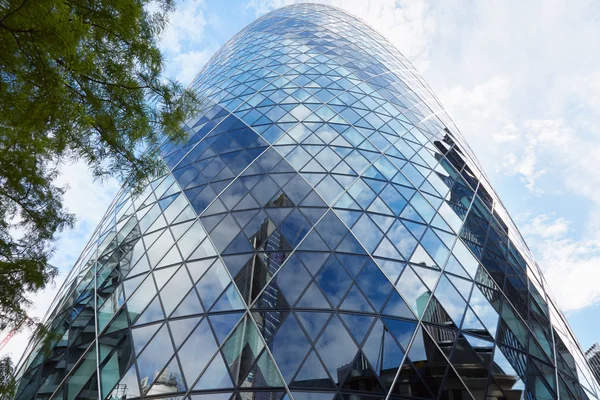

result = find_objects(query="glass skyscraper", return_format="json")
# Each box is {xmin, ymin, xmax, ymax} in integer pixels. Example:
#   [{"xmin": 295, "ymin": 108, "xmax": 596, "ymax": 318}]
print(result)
[
  {"xmin": 585, "ymin": 344, "xmax": 600, "ymax": 386},
  {"xmin": 12, "ymin": 4, "xmax": 599, "ymax": 400}
]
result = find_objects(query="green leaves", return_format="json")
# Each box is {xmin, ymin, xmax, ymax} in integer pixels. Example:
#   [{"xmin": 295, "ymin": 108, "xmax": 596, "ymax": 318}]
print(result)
[{"xmin": 0, "ymin": 0, "xmax": 200, "ymax": 389}]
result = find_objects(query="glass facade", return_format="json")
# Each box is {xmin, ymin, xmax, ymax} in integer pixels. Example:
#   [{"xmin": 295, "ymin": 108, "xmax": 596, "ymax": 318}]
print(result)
[
  {"xmin": 12, "ymin": 4, "xmax": 600, "ymax": 400},
  {"xmin": 585, "ymin": 344, "xmax": 600, "ymax": 385}
]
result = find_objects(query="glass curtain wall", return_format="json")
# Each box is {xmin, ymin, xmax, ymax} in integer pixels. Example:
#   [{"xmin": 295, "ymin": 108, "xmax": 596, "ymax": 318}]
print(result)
[{"xmin": 12, "ymin": 4, "xmax": 599, "ymax": 400}]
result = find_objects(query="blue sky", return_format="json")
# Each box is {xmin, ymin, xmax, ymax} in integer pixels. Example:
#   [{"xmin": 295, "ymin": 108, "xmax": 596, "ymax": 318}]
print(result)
[{"xmin": 4, "ymin": 0, "xmax": 600, "ymax": 362}]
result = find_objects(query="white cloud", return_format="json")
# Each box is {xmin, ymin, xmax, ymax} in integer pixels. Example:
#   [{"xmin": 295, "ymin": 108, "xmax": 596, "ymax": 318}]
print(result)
[
  {"xmin": 159, "ymin": 0, "xmax": 207, "ymax": 54},
  {"xmin": 157, "ymin": 0, "xmax": 215, "ymax": 85},
  {"xmin": 502, "ymin": 144, "xmax": 546, "ymax": 193},
  {"xmin": 171, "ymin": 49, "xmax": 215, "ymax": 84},
  {"xmin": 492, "ymin": 122, "xmax": 520, "ymax": 143},
  {"xmin": 522, "ymin": 213, "xmax": 600, "ymax": 312},
  {"xmin": 522, "ymin": 214, "xmax": 570, "ymax": 239}
]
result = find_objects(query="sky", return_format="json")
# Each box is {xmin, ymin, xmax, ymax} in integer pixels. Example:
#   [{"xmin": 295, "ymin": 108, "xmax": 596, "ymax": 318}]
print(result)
[{"xmin": 3, "ymin": 0, "xmax": 600, "ymax": 366}]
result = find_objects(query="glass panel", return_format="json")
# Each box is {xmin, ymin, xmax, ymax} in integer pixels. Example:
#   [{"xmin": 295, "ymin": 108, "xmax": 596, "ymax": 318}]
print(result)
[
  {"xmin": 178, "ymin": 318, "xmax": 218, "ymax": 384},
  {"xmin": 315, "ymin": 315, "xmax": 357, "ymax": 384},
  {"xmin": 136, "ymin": 324, "xmax": 174, "ymax": 389},
  {"xmin": 270, "ymin": 314, "xmax": 311, "ymax": 382}
]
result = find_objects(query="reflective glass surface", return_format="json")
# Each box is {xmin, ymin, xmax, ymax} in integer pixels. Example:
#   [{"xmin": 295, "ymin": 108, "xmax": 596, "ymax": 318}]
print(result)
[{"xmin": 13, "ymin": 4, "xmax": 599, "ymax": 400}]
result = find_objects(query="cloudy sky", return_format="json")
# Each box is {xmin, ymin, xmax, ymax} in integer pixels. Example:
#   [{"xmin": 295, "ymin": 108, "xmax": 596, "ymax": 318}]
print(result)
[{"xmin": 3, "ymin": 0, "xmax": 600, "ymax": 364}]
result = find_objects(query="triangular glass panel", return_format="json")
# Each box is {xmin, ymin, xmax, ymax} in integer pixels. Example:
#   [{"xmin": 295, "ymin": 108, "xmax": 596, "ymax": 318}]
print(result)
[
  {"xmin": 296, "ymin": 252, "xmax": 329, "ymax": 276},
  {"xmin": 406, "ymin": 331, "xmax": 451, "ymax": 398},
  {"xmin": 396, "ymin": 266, "xmax": 430, "ymax": 318},
  {"xmin": 374, "ymin": 237, "xmax": 403, "ymax": 260},
  {"xmin": 340, "ymin": 313, "xmax": 374, "ymax": 345},
  {"xmin": 239, "ymin": 348, "xmax": 286, "ymax": 388},
  {"xmin": 299, "ymin": 207, "xmax": 327, "ymax": 225},
  {"xmin": 193, "ymin": 352, "xmax": 234, "ymax": 390},
  {"xmin": 461, "ymin": 307, "xmax": 491, "ymax": 339},
  {"xmin": 382, "ymin": 290, "xmax": 416, "ymax": 320},
  {"xmin": 340, "ymin": 350, "xmax": 388, "ymax": 393},
  {"xmin": 160, "ymin": 266, "xmax": 194, "ymax": 316},
  {"xmin": 379, "ymin": 328, "xmax": 405, "ymax": 378},
  {"xmin": 335, "ymin": 209, "xmax": 362, "ymax": 227},
  {"xmin": 136, "ymin": 323, "xmax": 174, "ymax": 389},
  {"xmin": 334, "ymin": 193, "xmax": 362, "ymax": 211},
  {"xmin": 170, "ymin": 220, "xmax": 194, "ymax": 242},
  {"xmin": 221, "ymin": 253, "xmax": 253, "ymax": 278},
  {"xmin": 196, "ymin": 259, "xmax": 231, "ymax": 310},
  {"xmin": 178, "ymin": 318, "xmax": 219, "ymax": 385},
  {"xmin": 356, "ymin": 260, "xmax": 393, "ymax": 312},
  {"xmin": 269, "ymin": 314, "xmax": 312, "ymax": 382},
  {"xmin": 403, "ymin": 220, "xmax": 427, "ymax": 241},
  {"xmin": 153, "ymin": 265, "xmax": 179, "ymax": 290},
  {"xmin": 156, "ymin": 245, "xmax": 183, "ymax": 268},
  {"xmin": 291, "ymin": 350, "xmax": 335, "ymax": 389},
  {"xmin": 128, "ymin": 252, "xmax": 150, "ymax": 277},
  {"xmin": 208, "ymin": 312, "xmax": 244, "ymax": 345},
  {"xmin": 169, "ymin": 317, "xmax": 201, "ymax": 349},
  {"xmin": 438, "ymin": 366, "xmax": 472, "ymax": 400},
  {"xmin": 133, "ymin": 295, "xmax": 165, "ymax": 326},
  {"xmin": 432, "ymin": 275, "xmax": 467, "ymax": 326},
  {"xmin": 268, "ymin": 255, "xmax": 311, "ymax": 306},
  {"xmin": 411, "ymin": 246, "xmax": 438, "ymax": 269},
  {"xmin": 462, "ymin": 334, "xmax": 495, "ymax": 368},
  {"xmin": 336, "ymin": 254, "xmax": 368, "ymax": 277},
  {"xmin": 336, "ymin": 233, "xmax": 367, "ymax": 254},
  {"xmin": 173, "ymin": 204, "xmax": 196, "ymax": 224},
  {"xmin": 146, "ymin": 229, "xmax": 175, "ymax": 266},
  {"xmin": 297, "ymin": 282, "xmax": 331, "ymax": 309},
  {"xmin": 104, "ymin": 308, "xmax": 129, "ymax": 334},
  {"xmin": 382, "ymin": 318, "xmax": 418, "ymax": 351},
  {"xmin": 146, "ymin": 356, "xmax": 186, "ymax": 394},
  {"xmin": 449, "ymin": 334, "xmax": 492, "ymax": 394},
  {"xmin": 131, "ymin": 323, "xmax": 161, "ymax": 356},
  {"xmin": 422, "ymin": 295, "xmax": 456, "ymax": 329},
  {"xmin": 252, "ymin": 275, "xmax": 291, "ymax": 310},
  {"xmin": 340, "ymin": 284, "xmax": 374, "ymax": 313},
  {"xmin": 362, "ymin": 319, "xmax": 388, "ymax": 372},
  {"xmin": 107, "ymin": 363, "xmax": 140, "ymax": 399},
  {"xmin": 222, "ymin": 315, "xmax": 264, "ymax": 384},
  {"xmin": 171, "ymin": 287, "xmax": 203, "ymax": 318},
  {"xmin": 222, "ymin": 232, "xmax": 254, "ymax": 255},
  {"xmin": 315, "ymin": 315, "xmax": 358, "ymax": 381},
  {"xmin": 280, "ymin": 209, "xmax": 312, "ymax": 247},
  {"xmin": 314, "ymin": 210, "xmax": 347, "ymax": 249},
  {"xmin": 234, "ymin": 256, "xmax": 271, "ymax": 305},
  {"xmin": 447, "ymin": 273, "xmax": 473, "ymax": 301},
  {"xmin": 390, "ymin": 358, "xmax": 434, "ymax": 398},
  {"xmin": 300, "ymin": 191, "xmax": 328, "ymax": 208},
  {"xmin": 422, "ymin": 323, "xmax": 458, "ymax": 351},
  {"xmin": 211, "ymin": 284, "xmax": 245, "ymax": 312},
  {"xmin": 315, "ymin": 256, "xmax": 352, "ymax": 307},
  {"xmin": 187, "ymin": 258, "xmax": 216, "ymax": 283},
  {"xmin": 298, "ymin": 230, "xmax": 329, "ymax": 251},
  {"xmin": 295, "ymin": 311, "xmax": 331, "ymax": 341},
  {"xmin": 232, "ymin": 210, "xmax": 260, "ymax": 231},
  {"xmin": 100, "ymin": 352, "xmax": 125, "ymax": 399}
]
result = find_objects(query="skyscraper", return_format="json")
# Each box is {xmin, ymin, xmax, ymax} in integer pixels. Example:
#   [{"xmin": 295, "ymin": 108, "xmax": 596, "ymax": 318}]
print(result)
[
  {"xmin": 586, "ymin": 343, "xmax": 600, "ymax": 385},
  {"xmin": 11, "ymin": 3, "xmax": 599, "ymax": 400}
]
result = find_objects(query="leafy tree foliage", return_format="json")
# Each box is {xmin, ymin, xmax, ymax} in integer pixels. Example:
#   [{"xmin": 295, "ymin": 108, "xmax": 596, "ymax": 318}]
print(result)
[
  {"xmin": 0, "ymin": 0, "xmax": 199, "ymax": 392},
  {"xmin": 0, "ymin": 358, "xmax": 15, "ymax": 399}
]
